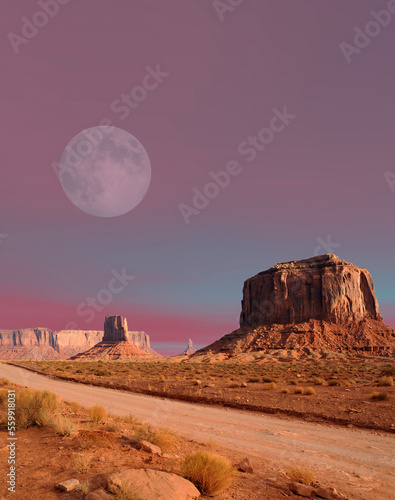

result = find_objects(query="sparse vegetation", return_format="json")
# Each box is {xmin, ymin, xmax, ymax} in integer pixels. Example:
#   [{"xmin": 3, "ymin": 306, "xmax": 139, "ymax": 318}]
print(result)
[
  {"xmin": 73, "ymin": 452, "xmax": 91, "ymax": 473},
  {"xmin": 52, "ymin": 415, "xmax": 76, "ymax": 436},
  {"xmin": 377, "ymin": 376, "xmax": 394, "ymax": 387},
  {"xmin": 304, "ymin": 387, "xmax": 316, "ymax": 395},
  {"xmin": 181, "ymin": 452, "xmax": 234, "ymax": 496},
  {"xmin": 294, "ymin": 386, "xmax": 304, "ymax": 394},
  {"xmin": 266, "ymin": 382, "xmax": 276, "ymax": 390},
  {"xmin": 286, "ymin": 465, "xmax": 315, "ymax": 485},
  {"xmin": 371, "ymin": 392, "xmax": 390, "ymax": 401},
  {"xmin": 89, "ymin": 405, "xmax": 107, "ymax": 423},
  {"xmin": 113, "ymin": 483, "xmax": 143, "ymax": 500}
]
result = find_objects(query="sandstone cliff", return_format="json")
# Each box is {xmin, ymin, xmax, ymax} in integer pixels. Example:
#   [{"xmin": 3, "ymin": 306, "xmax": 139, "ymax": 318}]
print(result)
[
  {"xmin": 195, "ymin": 255, "xmax": 395, "ymax": 357},
  {"xmin": 0, "ymin": 318, "xmax": 155, "ymax": 360}
]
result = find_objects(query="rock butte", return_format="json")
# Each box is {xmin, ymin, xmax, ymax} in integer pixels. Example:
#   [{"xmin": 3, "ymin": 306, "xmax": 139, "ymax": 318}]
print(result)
[
  {"xmin": 70, "ymin": 315, "xmax": 160, "ymax": 360},
  {"xmin": 194, "ymin": 254, "xmax": 395, "ymax": 358},
  {"xmin": 177, "ymin": 339, "xmax": 197, "ymax": 356},
  {"xmin": 0, "ymin": 316, "xmax": 157, "ymax": 360}
]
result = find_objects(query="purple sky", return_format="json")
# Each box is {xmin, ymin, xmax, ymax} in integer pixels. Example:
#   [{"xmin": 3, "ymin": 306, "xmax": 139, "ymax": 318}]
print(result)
[{"xmin": 1, "ymin": 0, "xmax": 395, "ymax": 355}]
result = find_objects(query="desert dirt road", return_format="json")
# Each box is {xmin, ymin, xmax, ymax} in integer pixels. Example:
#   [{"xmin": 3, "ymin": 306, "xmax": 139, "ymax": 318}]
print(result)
[{"xmin": 1, "ymin": 363, "xmax": 394, "ymax": 499}]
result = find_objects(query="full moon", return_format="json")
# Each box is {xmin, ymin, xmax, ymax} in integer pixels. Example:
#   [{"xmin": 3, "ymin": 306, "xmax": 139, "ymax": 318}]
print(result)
[{"xmin": 59, "ymin": 126, "xmax": 151, "ymax": 217}]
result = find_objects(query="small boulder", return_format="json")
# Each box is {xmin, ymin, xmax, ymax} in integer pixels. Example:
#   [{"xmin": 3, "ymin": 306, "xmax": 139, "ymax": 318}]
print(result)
[
  {"xmin": 241, "ymin": 382, "xmax": 247, "ymax": 387},
  {"xmin": 289, "ymin": 482, "xmax": 315, "ymax": 497},
  {"xmin": 85, "ymin": 489, "xmax": 113, "ymax": 500},
  {"xmin": 137, "ymin": 440, "xmax": 162, "ymax": 456},
  {"xmin": 108, "ymin": 468, "xmax": 200, "ymax": 500},
  {"xmin": 57, "ymin": 479, "xmax": 80, "ymax": 492},
  {"xmin": 237, "ymin": 457, "xmax": 253, "ymax": 473},
  {"xmin": 316, "ymin": 486, "xmax": 339, "ymax": 499}
]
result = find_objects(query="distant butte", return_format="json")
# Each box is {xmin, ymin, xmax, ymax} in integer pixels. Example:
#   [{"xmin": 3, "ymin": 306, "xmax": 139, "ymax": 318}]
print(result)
[
  {"xmin": 70, "ymin": 315, "xmax": 160, "ymax": 360},
  {"xmin": 194, "ymin": 254, "xmax": 395, "ymax": 358}
]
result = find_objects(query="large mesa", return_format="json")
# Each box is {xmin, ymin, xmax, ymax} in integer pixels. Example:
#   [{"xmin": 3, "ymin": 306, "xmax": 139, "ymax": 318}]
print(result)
[{"xmin": 194, "ymin": 255, "xmax": 395, "ymax": 358}]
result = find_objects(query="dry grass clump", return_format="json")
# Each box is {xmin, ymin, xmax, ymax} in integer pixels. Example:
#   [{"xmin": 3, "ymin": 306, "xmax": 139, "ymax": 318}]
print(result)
[
  {"xmin": 377, "ymin": 376, "xmax": 394, "ymax": 387},
  {"xmin": 313, "ymin": 377, "xmax": 326, "ymax": 385},
  {"xmin": 13, "ymin": 389, "xmax": 59, "ymax": 429},
  {"xmin": 52, "ymin": 415, "xmax": 76, "ymax": 436},
  {"xmin": 79, "ymin": 480, "xmax": 90, "ymax": 495},
  {"xmin": 286, "ymin": 465, "xmax": 315, "ymax": 485},
  {"xmin": 73, "ymin": 452, "xmax": 91, "ymax": 474},
  {"xmin": 248, "ymin": 377, "xmax": 262, "ymax": 383},
  {"xmin": 381, "ymin": 364, "xmax": 395, "ymax": 377},
  {"xmin": 181, "ymin": 452, "xmax": 233, "ymax": 495},
  {"xmin": 371, "ymin": 392, "xmax": 390, "ymax": 401},
  {"xmin": 89, "ymin": 405, "xmax": 107, "ymax": 423},
  {"xmin": 113, "ymin": 482, "xmax": 143, "ymax": 500},
  {"xmin": 304, "ymin": 387, "xmax": 316, "ymax": 395},
  {"xmin": 69, "ymin": 401, "xmax": 82, "ymax": 413},
  {"xmin": 134, "ymin": 423, "xmax": 178, "ymax": 452},
  {"xmin": 121, "ymin": 413, "xmax": 141, "ymax": 426},
  {"xmin": 281, "ymin": 388, "xmax": 290, "ymax": 394},
  {"xmin": 294, "ymin": 386, "xmax": 304, "ymax": 394},
  {"xmin": 266, "ymin": 382, "xmax": 277, "ymax": 390}
]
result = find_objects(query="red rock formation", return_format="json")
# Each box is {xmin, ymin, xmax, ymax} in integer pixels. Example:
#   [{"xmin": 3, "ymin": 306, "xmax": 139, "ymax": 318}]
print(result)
[
  {"xmin": 195, "ymin": 255, "xmax": 395, "ymax": 357},
  {"xmin": 240, "ymin": 254, "xmax": 381, "ymax": 327},
  {"xmin": 70, "ymin": 315, "xmax": 160, "ymax": 360},
  {"xmin": 103, "ymin": 315, "xmax": 129, "ymax": 342},
  {"xmin": 177, "ymin": 339, "xmax": 197, "ymax": 356},
  {"xmin": 0, "ymin": 316, "xmax": 157, "ymax": 360}
]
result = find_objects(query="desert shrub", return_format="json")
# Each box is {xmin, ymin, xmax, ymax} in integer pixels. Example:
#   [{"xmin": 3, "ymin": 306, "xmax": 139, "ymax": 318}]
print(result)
[
  {"xmin": 286, "ymin": 465, "xmax": 315, "ymax": 485},
  {"xmin": 289, "ymin": 380, "xmax": 298, "ymax": 385},
  {"xmin": 94, "ymin": 369, "xmax": 112, "ymax": 377},
  {"xmin": 134, "ymin": 423, "xmax": 178, "ymax": 452},
  {"xmin": 79, "ymin": 480, "xmax": 90, "ymax": 495},
  {"xmin": 371, "ymin": 392, "xmax": 390, "ymax": 401},
  {"xmin": 229, "ymin": 383, "xmax": 240, "ymax": 388},
  {"xmin": 281, "ymin": 388, "xmax": 290, "ymax": 394},
  {"xmin": 14, "ymin": 389, "xmax": 59, "ymax": 429},
  {"xmin": 121, "ymin": 413, "xmax": 141, "ymax": 426},
  {"xmin": 248, "ymin": 377, "xmax": 262, "ymax": 383},
  {"xmin": 76, "ymin": 369, "xmax": 83, "ymax": 374},
  {"xmin": 113, "ymin": 483, "xmax": 143, "ymax": 500},
  {"xmin": 52, "ymin": 415, "xmax": 75, "ymax": 436},
  {"xmin": 181, "ymin": 452, "xmax": 233, "ymax": 496},
  {"xmin": 304, "ymin": 387, "xmax": 316, "ymax": 395},
  {"xmin": 294, "ymin": 386, "xmax": 304, "ymax": 394},
  {"xmin": 56, "ymin": 367, "xmax": 65, "ymax": 372},
  {"xmin": 69, "ymin": 402, "xmax": 82, "ymax": 413},
  {"xmin": 73, "ymin": 452, "xmax": 91, "ymax": 473},
  {"xmin": 328, "ymin": 379, "xmax": 341, "ymax": 386},
  {"xmin": 313, "ymin": 377, "xmax": 326, "ymax": 385},
  {"xmin": 381, "ymin": 364, "xmax": 395, "ymax": 377},
  {"xmin": 266, "ymin": 382, "xmax": 277, "ymax": 390},
  {"xmin": 263, "ymin": 377, "xmax": 276, "ymax": 383},
  {"xmin": 36, "ymin": 408, "xmax": 54, "ymax": 427},
  {"xmin": 377, "ymin": 376, "xmax": 394, "ymax": 387},
  {"xmin": 89, "ymin": 405, "xmax": 107, "ymax": 423},
  {"xmin": 0, "ymin": 378, "xmax": 10, "ymax": 386}
]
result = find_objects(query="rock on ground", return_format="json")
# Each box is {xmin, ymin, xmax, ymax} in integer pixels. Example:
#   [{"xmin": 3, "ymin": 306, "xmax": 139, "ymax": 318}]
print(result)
[{"xmin": 107, "ymin": 468, "xmax": 201, "ymax": 500}]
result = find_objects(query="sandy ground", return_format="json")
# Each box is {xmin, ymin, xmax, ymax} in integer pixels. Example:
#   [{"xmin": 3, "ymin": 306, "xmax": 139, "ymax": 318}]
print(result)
[{"xmin": 1, "ymin": 363, "xmax": 394, "ymax": 500}]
